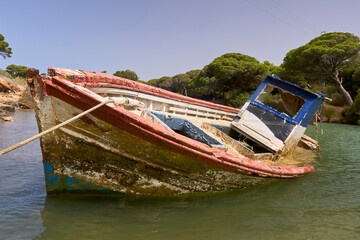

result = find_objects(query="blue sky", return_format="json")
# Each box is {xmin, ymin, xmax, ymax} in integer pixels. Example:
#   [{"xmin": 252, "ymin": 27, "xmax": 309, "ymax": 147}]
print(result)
[{"xmin": 1, "ymin": 0, "xmax": 359, "ymax": 80}]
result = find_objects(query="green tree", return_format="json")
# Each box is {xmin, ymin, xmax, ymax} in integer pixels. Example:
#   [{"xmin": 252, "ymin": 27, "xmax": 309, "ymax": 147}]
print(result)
[
  {"xmin": 113, "ymin": 69, "xmax": 139, "ymax": 81},
  {"xmin": 0, "ymin": 34, "xmax": 12, "ymax": 59},
  {"xmin": 187, "ymin": 76, "xmax": 218, "ymax": 100},
  {"xmin": 188, "ymin": 53, "xmax": 266, "ymax": 100},
  {"xmin": 170, "ymin": 70, "xmax": 200, "ymax": 95},
  {"xmin": 226, "ymin": 91, "xmax": 253, "ymax": 108},
  {"xmin": 6, "ymin": 64, "xmax": 27, "ymax": 78},
  {"xmin": 263, "ymin": 60, "xmax": 283, "ymax": 76},
  {"xmin": 282, "ymin": 32, "xmax": 360, "ymax": 106},
  {"xmin": 205, "ymin": 53, "xmax": 266, "ymax": 93},
  {"xmin": 148, "ymin": 76, "xmax": 172, "ymax": 90},
  {"xmin": 147, "ymin": 70, "xmax": 201, "ymax": 96},
  {"xmin": 170, "ymin": 74, "xmax": 189, "ymax": 95}
]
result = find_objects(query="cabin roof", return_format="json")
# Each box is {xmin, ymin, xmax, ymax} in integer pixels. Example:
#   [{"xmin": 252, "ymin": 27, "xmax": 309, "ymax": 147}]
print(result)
[{"xmin": 258, "ymin": 75, "xmax": 323, "ymax": 100}]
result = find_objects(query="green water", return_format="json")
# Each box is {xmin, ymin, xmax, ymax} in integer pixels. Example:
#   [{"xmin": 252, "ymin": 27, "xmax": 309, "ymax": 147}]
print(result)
[{"xmin": 0, "ymin": 111, "xmax": 359, "ymax": 240}]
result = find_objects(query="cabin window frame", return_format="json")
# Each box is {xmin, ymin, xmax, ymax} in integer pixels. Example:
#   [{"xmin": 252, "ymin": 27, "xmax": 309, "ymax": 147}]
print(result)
[{"xmin": 254, "ymin": 83, "xmax": 306, "ymax": 120}]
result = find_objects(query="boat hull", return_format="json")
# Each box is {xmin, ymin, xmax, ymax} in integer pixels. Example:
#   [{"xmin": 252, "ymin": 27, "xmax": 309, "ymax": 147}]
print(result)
[
  {"xmin": 39, "ymin": 98, "xmax": 274, "ymax": 195},
  {"xmin": 27, "ymin": 68, "xmax": 317, "ymax": 196}
]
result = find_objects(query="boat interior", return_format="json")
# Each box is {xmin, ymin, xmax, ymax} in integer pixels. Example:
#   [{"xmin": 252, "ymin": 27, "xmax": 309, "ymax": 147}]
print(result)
[{"xmin": 89, "ymin": 85, "xmax": 318, "ymax": 165}]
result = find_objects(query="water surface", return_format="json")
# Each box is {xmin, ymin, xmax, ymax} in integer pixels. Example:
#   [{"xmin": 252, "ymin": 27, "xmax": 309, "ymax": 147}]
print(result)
[{"xmin": 0, "ymin": 111, "xmax": 359, "ymax": 239}]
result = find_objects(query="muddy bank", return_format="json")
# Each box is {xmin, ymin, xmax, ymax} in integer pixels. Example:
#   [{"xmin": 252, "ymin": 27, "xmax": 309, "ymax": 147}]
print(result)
[{"xmin": 0, "ymin": 74, "xmax": 33, "ymax": 119}]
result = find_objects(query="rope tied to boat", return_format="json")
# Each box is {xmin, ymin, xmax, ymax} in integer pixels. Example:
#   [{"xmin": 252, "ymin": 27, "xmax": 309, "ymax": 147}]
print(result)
[
  {"xmin": 0, "ymin": 98, "xmax": 115, "ymax": 157},
  {"xmin": 314, "ymin": 102, "xmax": 325, "ymax": 150}
]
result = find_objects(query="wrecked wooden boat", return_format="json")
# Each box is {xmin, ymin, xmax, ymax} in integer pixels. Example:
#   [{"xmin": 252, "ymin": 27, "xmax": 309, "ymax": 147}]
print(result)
[{"xmin": 27, "ymin": 68, "xmax": 325, "ymax": 195}]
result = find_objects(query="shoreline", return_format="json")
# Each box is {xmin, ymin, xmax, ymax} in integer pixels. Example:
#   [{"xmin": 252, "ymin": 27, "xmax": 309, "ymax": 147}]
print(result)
[{"xmin": 0, "ymin": 75, "xmax": 33, "ymax": 120}]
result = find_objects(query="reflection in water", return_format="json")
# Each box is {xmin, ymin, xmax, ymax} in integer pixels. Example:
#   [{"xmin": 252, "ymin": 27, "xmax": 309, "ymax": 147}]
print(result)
[{"xmin": 1, "ymin": 112, "xmax": 360, "ymax": 240}]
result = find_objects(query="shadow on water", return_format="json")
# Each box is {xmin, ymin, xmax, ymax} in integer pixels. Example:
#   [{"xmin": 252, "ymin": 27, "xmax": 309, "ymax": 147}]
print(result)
[{"xmin": 1, "ymin": 111, "xmax": 360, "ymax": 240}]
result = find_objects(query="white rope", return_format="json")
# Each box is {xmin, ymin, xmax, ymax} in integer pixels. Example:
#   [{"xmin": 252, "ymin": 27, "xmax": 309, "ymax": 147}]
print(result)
[{"xmin": 0, "ymin": 98, "xmax": 114, "ymax": 157}]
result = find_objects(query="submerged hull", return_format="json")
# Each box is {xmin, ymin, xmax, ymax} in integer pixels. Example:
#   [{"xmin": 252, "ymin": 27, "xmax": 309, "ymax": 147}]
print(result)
[{"xmin": 27, "ymin": 68, "xmax": 317, "ymax": 195}]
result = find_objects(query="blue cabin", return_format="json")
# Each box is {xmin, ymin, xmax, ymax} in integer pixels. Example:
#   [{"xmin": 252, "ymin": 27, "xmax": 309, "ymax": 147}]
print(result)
[{"xmin": 231, "ymin": 75, "xmax": 325, "ymax": 154}]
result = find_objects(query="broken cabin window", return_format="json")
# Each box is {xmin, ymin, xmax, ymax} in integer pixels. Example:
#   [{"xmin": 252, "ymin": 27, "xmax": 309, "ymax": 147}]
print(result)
[{"xmin": 255, "ymin": 84, "xmax": 305, "ymax": 118}]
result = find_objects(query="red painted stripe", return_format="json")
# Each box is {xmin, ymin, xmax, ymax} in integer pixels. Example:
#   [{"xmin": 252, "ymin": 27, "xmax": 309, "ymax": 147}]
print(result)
[{"xmin": 48, "ymin": 67, "xmax": 239, "ymax": 113}]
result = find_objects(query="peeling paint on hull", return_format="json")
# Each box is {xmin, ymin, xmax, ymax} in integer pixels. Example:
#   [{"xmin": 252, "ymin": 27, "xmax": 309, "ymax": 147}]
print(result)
[{"xmin": 44, "ymin": 162, "xmax": 113, "ymax": 193}]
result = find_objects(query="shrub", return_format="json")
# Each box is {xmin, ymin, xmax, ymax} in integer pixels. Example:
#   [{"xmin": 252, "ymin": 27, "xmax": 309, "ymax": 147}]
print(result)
[
  {"xmin": 326, "ymin": 86, "xmax": 338, "ymax": 95},
  {"xmin": 226, "ymin": 91, "xmax": 253, "ymax": 108},
  {"xmin": 323, "ymin": 104, "xmax": 337, "ymax": 122},
  {"xmin": 342, "ymin": 89, "xmax": 360, "ymax": 125},
  {"xmin": 331, "ymin": 92, "xmax": 346, "ymax": 106}
]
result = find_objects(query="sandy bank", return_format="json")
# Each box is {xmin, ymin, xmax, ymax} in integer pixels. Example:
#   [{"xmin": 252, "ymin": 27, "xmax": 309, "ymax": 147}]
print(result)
[{"xmin": 0, "ymin": 74, "xmax": 33, "ymax": 119}]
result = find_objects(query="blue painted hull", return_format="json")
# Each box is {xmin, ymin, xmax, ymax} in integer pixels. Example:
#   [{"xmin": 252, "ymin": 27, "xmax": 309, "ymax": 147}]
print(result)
[{"xmin": 44, "ymin": 162, "xmax": 114, "ymax": 193}]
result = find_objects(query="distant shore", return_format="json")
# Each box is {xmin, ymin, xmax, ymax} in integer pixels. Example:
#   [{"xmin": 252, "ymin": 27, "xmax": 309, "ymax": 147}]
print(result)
[{"xmin": 0, "ymin": 74, "xmax": 33, "ymax": 120}]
